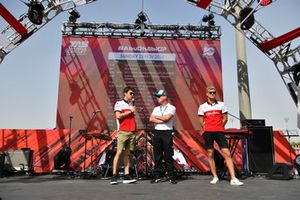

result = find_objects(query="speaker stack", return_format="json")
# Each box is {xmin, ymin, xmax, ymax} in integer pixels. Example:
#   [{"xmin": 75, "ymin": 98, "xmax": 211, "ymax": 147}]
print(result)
[{"xmin": 244, "ymin": 119, "xmax": 275, "ymax": 174}]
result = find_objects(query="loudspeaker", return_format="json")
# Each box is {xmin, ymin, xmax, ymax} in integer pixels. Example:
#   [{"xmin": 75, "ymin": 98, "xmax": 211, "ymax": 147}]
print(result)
[
  {"xmin": 267, "ymin": 163, "xmax": 293, "ymax": 180},
  {"xmin": 248, "ymin": 126, "xmax": 275, "ymax": 174},
  {"xmin": 53, "ymin": 147, "xmax": 72, "ymax": 170},
  {"xmin": 4, "ymin": 148, "xmax": 34, "ymax": 172},
  {"xmin": 242, "ymin": 119, "xmax": 265, "ymax": 127},
  {"xmin": 0, "ymin": 153, "xmax": 5, "ymax": 178}
]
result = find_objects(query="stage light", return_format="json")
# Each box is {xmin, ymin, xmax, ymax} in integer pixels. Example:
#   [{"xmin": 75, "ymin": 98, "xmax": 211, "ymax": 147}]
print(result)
[
  {"xmin": 202, "ymin": 13, "xmax": 215, "ymax": 27},
  {"xmin": 26, "ymin": 1, "xmax": 45, "ymax": 25},
  {"xmin": 291, "ymin": 63, "xmax": 300, "ymax": 86},
  {"xmin": 239, "ymin": 7, "xmax": 255, "ymax": 30},
  {"xmin": 68, "ymin": 9, "xmax": 80, "ymax": 23},
  {"xmin": 292, "ymin": 63, "xmax": 300, "ymax": 86},
  {"xmin": 135, "ymin": 11, "xmax": 147, "ymax": 25},
  {"xmin": 138, "ymin": 11, "xmax": 147, "ymax": 22},
  {"xmin": 202, "ymin": 13, "xmax": 214, "ymax": 23}
]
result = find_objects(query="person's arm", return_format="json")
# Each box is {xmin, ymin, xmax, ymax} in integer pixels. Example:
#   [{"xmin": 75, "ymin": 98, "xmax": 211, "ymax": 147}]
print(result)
[
  {"xmin": 222, "ymin": 113, "xmax": 228, "ymax": 127},
  {"xmin": 154, "ymin": 113, "xmax": 174, "ymax": 122},
  {"xmin": 149, "ymin": 114, "xmax": 164, "ymax": 124},
  {"xmin": 199, "ymin": 115, "xmax": 204, "ymax": 129},
  {"xmin": 115, "ymin": 106, "xmax": 135, "ymax": 120}
]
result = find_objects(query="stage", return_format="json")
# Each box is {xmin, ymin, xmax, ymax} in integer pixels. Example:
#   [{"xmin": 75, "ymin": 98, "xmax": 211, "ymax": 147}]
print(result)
[{"xmin": 0, "ymin": 175, "xmax": 299, "ymax": 200}]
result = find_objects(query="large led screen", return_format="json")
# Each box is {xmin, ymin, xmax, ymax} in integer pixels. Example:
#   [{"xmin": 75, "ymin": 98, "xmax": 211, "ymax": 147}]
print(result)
[{"xmin": 56, "ymin": 37, "xmax": 223, "ymax": 131}]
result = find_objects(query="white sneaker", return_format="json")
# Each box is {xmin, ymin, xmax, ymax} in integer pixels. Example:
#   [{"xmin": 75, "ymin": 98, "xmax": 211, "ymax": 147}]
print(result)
[
  {"xmin": 230, "ymin": 178, "xmax": 244, "ymax": 186},
  {"xmin": 210, "ymin": 177, "xmax": 219, "ymax": 184}
]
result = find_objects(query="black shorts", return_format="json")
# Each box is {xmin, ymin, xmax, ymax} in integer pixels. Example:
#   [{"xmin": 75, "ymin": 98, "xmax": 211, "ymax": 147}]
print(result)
[{"xmin": 203, "ymin": 132, "xmax": 229, "ymax": 149}]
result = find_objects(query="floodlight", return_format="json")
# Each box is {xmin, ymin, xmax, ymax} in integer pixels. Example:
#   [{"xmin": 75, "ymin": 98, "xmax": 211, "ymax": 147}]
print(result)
[
  {"xmin": 68, "ymin": 9, "xmax": 80, "ymax": 23},
  {"xmin": 27, "ymin": 1, "xmax": 44, "ymax": 25}
]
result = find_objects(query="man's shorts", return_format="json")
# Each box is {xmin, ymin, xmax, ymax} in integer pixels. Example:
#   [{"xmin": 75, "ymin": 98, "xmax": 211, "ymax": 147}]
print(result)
[
  {"xmin": 117, "ymin": 131, "xmax": 136, "ymax": 151},
  {"xmin": 203, "ymin": 132, "xmax": 229, "ymax": 149}
]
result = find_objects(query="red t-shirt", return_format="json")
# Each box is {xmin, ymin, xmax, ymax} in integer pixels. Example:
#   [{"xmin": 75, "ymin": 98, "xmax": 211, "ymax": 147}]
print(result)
[
  {"xmin": 114, "ymin": 99, "xmax": 136, "ymax": 131},
  {"xmin": 198, "ymin": 101, "xmax": 228, "ymax": 132}
]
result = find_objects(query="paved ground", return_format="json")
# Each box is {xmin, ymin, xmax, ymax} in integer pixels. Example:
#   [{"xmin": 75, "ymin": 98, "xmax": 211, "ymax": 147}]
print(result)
[{"xmin": 0, "ymin": 174, "xmax": 299, "ymax": 200}]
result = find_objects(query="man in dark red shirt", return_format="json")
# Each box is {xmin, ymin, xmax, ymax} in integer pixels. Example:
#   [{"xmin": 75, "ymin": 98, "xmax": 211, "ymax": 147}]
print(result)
[{"xmin": 198, "ymin": 86, "xmax": 243, "ymax": 186}]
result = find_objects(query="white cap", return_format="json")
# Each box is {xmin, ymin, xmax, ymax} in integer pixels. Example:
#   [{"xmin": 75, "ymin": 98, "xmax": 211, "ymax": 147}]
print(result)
[{"xmin": 154, "ymin": 90, "xmax": 167, "ymax": 97}]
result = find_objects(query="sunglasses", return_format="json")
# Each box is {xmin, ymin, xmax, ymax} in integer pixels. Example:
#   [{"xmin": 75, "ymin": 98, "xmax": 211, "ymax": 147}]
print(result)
[
  {"xmin": 209, "ymin": 91, "xmax": 216, "ymax": 94},
  {"xmin": 129, "ymin": 92, "xmax": 135, "ymax": 95}
]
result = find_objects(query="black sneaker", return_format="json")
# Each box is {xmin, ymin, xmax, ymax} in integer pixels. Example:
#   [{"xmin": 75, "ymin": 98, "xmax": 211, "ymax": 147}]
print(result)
[
  {"xmin": 123, "ymin": 175, "xmax": 137, "ymax": 184},
  {"xmin": 150, "ymin": 174, "xmax": 162, "ymax": 183},
  {"xmin": 110, "ymin": 175, "xmax": 118, "ymax": 185},
  {"xmin": 150, "ymin": 178, "xmax": 161, "ymax": 183},
  {"xmin": 169, "ymin": 177, "xmax": 177, "ymax": 184}
]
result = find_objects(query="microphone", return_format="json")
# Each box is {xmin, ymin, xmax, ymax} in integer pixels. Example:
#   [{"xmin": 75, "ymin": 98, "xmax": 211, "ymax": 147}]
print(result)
[
  {"xmin": 131, "ymin": 98, "xmax": 135, "ymax": 106},
  {"xmin": 93, "ymin": 109, "xmax": 101, "ymax": 114}
]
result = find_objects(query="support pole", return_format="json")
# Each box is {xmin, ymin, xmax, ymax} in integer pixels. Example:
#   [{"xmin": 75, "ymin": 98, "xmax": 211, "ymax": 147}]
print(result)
[{"xmin": 236, "ymin": 6, "xmax": 252, "ymax": 123}]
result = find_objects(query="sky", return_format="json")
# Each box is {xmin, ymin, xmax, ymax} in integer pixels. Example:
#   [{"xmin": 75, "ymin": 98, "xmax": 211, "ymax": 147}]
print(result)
[{"xmin": 0, "ymin": 0, "xmax": 299, "ymax": 141}]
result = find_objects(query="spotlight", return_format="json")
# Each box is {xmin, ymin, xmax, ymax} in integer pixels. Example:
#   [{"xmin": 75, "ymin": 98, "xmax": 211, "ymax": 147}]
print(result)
[
  {"xmin": 292, "ymin": 63, "xmax": 300, "ymax": 86},
  {"xmin": 208, "ymin": 20, "xmax": 215, "ymax": 26},
  {"xmin": 202, "ymin": 13, "xmax": 215, "ymax": 26},
  {"xmin": 202, "ymin": 13, "xmax": 214, "ymax": 23},
  {"xmin": 239, "ymin": 7, "xmax": 255, "ymax": 30},
  {"xmin": 135, "ymin": 11, "xmax": 147, "ymax": 25},
  {"xmin": 26, "ymin": 1, "xmax": 44, "ymax": 25},
  {"xmin": 68, "ymin": 9, "xmax": 80, "ymax": 23}
]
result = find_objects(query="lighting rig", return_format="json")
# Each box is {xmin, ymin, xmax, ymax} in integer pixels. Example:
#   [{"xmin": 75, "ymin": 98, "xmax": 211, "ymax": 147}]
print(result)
[
  {"xmin": 0, "ymin": 0, "xmax": 97, "ymax": 63},
  {"xmin": 61, "ymin": 22, "xmax": 221, "ymax": 40},
  {"xmin": 186, "ymin": 0, "xmax": 300, "ymax": 127}
]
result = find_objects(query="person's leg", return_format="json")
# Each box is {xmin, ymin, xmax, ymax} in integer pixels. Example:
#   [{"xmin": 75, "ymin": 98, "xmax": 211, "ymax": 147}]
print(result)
[
  {"xmin": 123, "ymin": 149, "xmax": 130, "ymax": 175},
  {"xmin": 162, "ymin": 131, "xmax": 176, "ymax": 184},
  {"xmin": 216, "ymin": 132, "xmax": 243, "ymax": 186},
  {"xmin": 207, "ymin": 148, "xmax": 218, "ymax": 178},
  {"xmin": 112, "ymin": 149, "xmax": 122, "ymax": 175},
  {"xmin": 153, "ymin": 131, "xmax": 163, "ymax": 179},
  {"xmin": 203, "ymin": 132, "xmax": 219, "ymax": 184},
  {"xmin": 122, "ymin": 132, "xmax": 137, "ymax": 184},
  {"xmin": 220, "ymin": 148, "xmax": 235, "ymax": 178},
  {"xmin": 110, "ymin": 131, "xmax": 126, "ymax": 185},
  {"xmin": 123, "ymin": 132, "xmax": 136, "ymax": 175}
]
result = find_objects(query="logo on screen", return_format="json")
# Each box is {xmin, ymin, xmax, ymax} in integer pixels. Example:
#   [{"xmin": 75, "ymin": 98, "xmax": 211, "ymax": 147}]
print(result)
[
  {"xmin": 118, "ymin": 46, "xmax": 166, "ymax": 52},
  {"xmin": 202, "ymin": 46, "xmax": 216, "ymax": 57},
  {"xmin": 66, "ymin": 40, "xmax": 89, "ymax": 56}
]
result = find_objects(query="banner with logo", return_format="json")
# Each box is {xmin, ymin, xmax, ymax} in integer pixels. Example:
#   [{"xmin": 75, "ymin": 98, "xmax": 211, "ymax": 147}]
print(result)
[{"xmin": 57, "ymin": 37, "xmax": 223, "ymax": 131}]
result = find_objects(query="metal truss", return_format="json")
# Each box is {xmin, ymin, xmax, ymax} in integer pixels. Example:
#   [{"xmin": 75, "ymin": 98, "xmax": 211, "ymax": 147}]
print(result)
[
  {"xmin": 186, "ymin": 0, "xmax": 300, "ymax": 105},
  {"xmin": 0, "ymin": 0, "xmax": 97, "ymax": 63},
  {"xmin": 61, "ymin": 22, "xmax": 221, "ymax": 40}
]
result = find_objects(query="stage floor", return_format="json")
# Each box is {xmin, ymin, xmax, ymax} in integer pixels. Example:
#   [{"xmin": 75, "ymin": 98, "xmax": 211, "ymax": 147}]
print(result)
[{"xmin": 0, "ymin": 174, "xmax": 299, "ymax": 200}]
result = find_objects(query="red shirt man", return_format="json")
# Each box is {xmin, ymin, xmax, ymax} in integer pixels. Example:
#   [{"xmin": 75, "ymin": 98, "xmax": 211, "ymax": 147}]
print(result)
[{"xmin": 198, "ymin": 86, "xmax": 243, "ymax": 186}]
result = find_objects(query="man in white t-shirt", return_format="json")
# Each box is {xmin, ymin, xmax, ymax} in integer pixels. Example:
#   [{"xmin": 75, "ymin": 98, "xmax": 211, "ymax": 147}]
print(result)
[{"xmin": 149, "ymin": 89, "xmax": 177, "ymax": 184}]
